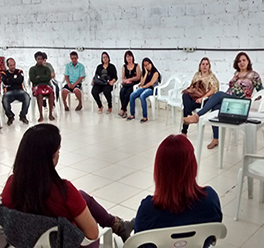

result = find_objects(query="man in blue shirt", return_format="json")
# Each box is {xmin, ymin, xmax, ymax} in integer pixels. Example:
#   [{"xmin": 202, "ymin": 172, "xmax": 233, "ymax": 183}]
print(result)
[{"xmin": 62, "ymin": 51, "xmax": 85, "ymax": 111}]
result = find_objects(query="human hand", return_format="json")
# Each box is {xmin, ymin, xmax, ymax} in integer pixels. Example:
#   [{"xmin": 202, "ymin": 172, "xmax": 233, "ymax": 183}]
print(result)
[
  {"xmin": 109, "ymin": 80, "xmax": 114, "ymax": 86},
  {"xmin": 196, "ymin": 97, "xmax": 203, "ymax": 104}
]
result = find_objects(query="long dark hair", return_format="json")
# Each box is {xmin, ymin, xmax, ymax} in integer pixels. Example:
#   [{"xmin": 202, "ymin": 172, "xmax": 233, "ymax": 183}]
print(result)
[
  {"xmin": 11, "ymin": 124, "xmax": 67, "ymax": 215},
  {"xmin": 141, "ymin": 57, "xmax": 160, "ymax": 82}
]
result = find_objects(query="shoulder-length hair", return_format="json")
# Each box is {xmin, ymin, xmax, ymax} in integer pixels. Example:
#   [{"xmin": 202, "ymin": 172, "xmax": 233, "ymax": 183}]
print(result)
[
  {"xmin": 124, "ymin": 50, "xmax": 135, "ymax": 64},
  {"xmin": 198, "ymin": 57, "xmax": 212, "ymax": 73},
  {"xmin": 153, "ymin": 135, "xmax": 206, "ymax": 213},
  {"xmin": 233, "ymin": 52, "xmax": 252, "ymax": 71},
  {"xmin": 11, "ymin": 124, "xmax": 67, "ymax": 216},
  {"xmin": 101, "ymin": 51, "xmax": 110, "ymax": 64}
]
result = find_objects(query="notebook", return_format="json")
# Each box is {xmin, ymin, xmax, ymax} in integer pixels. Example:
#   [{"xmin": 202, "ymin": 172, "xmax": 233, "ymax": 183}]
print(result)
[{"xmin": 209, "ymin": 98, "xmax": 251, "ymax": 125}]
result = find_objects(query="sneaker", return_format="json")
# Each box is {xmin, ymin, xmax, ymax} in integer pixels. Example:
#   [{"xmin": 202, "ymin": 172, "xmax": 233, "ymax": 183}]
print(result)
[
  {"xmin": 19, "ymin": 116, "xmax": 29, "ymax": 124},
  {"xmin": 7, "ymin": 116, "xmax": 14, "ymax": 126},
  {"xmin": 112, "ymin": 217, "xmax": 135, "ymax": 242}
]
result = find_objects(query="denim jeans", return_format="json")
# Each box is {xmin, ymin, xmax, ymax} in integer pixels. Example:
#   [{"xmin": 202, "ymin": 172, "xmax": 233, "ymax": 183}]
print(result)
[
  {"xmin": 197, "ymin": 91, "xmax": 237, "ymax": 139},
  {"xmin": 129, "ymin": 88, "xmax": 153, "ymax": 118},
  {"xmin": 2, "ymin": 90, "xmax": 31, "ymax": 118}
]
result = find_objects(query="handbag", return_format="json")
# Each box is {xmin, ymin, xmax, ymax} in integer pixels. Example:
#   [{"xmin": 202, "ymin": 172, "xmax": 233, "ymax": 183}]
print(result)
[
  {"xmin": 93, "ymin": 74, "xmax": 109, "ymax": 86},
  {"xmin": 182, "ymin": 80, "xmax": 206, "ymax": 100}
]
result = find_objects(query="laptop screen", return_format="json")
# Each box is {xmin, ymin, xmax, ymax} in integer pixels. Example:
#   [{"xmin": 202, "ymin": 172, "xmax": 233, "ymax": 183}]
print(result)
[{"xmin": 219, "ymin": 98, "xmax": 251, "ymax": 119}]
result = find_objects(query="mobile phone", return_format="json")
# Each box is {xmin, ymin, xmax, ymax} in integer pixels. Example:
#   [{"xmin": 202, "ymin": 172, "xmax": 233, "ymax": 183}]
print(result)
[{"xmin": 246, "ymin": 119, "xmax": 261, "ymax": 124}]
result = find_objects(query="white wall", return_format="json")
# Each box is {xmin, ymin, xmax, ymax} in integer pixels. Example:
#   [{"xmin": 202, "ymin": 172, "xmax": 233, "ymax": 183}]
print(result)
[{"xmin": 1, "ymin": 0, "xmax": 264, "ymax": 89}]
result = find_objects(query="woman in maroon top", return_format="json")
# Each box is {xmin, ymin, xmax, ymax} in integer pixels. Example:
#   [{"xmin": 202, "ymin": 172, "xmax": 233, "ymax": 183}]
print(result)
[{"xmin": 1, "ymin": 124, "xmax": 134, "ymax": 246}]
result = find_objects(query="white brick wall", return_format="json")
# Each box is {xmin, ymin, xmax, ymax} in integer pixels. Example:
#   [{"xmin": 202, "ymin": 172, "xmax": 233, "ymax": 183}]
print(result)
[{"xmin": 1, "ymin": 0, "xmax": 264, "ymax": 89}]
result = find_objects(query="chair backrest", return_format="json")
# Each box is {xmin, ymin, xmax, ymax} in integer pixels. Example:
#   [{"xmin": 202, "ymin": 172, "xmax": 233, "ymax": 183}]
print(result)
[
  {"xmin": 123, "ymin": 223, "xmax": 227, "ymax": 248},
  {"xmin": 167, "ymin": 77, "xmax": 189, "ymax": 105},
  {"xmin": 0, "ymin": 205, "xmax": 84, "ymax": 248},
  {"xmin": 251, "ymin": 89, "xmax": 264, "ymax": 112}
]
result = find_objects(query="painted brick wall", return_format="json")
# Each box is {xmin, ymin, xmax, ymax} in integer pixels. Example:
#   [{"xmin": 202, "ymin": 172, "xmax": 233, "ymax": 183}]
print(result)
[{"xmin": 1, "ymin": 0, "xmax": 264, "ymax": 90}]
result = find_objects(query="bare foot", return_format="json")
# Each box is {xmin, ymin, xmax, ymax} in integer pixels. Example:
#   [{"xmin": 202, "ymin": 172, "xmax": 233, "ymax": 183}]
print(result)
[
  {"xmin": 49, "ymin": 115, "xmax": 55, "ymax": 121},
  {"xmin": 183, "ymin": 113, "xmax": 199, "ymax": 124},
  {"xmin": 38, "ymin": 116, "xmax": 44, "ymax": 122}
]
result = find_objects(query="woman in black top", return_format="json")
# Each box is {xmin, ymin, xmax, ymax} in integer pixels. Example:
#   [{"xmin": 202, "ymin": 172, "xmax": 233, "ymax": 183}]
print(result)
[
  {"xmin": 91, "ymin": 52, "xmax": 118, "ymax": 114},
  {"xmin": 119, "ymin": 51, "xmax": 141, "ymax": 118},
  {"xmin": 127, "ymin": 58, "xmax": 160, "ymax": 123}
]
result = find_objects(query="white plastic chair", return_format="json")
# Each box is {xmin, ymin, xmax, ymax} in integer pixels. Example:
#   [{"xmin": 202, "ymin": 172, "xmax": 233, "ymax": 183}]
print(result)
[
  {"xmin": 61, "ymin": 78, "xmax": 85, "ymax": 111},
  {"xmin": 251, "ymin": 89, "xmax": 264, "ymax": 113},
  {"xmin": 31, "ymin": 226, "xmax": 113, "ymax": 248},
  {"xmin": 91, "ymin": 80, "xmax": 119, "ymax": 114},
  {"xmin": 115, "ymin": 223, "xmax": 227, "ymax": 248},
  {"xmin": 0, "ymin": 79, "xmax": 29, "ymax": 122},
  {"xmin": 235, "ymin": 153, "xmax": 264, "ymax": 221},
  {"xmin": 28, "ymin": 79, "xmax": 60, "ymax": 119},
  {"xmin": 156, "ymin": 75, "xmax": 185, "ymax": 108},
  {"xmin": 133, "ymin": 83, "xmax": 159, "ymax": 121},
  {"xmin": 166, "ymin": 80, "xmax": 189, "ymax": 128},
  {"xmin": 226, "ymin": 89, "xmax": 264, "ymax": 150}
]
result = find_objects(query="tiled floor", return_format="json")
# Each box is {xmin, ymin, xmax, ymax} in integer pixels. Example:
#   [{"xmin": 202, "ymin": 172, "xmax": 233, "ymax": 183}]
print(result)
[{"xmin": 1, "ymin": 97, "xmax": 264, "ymax": 247}]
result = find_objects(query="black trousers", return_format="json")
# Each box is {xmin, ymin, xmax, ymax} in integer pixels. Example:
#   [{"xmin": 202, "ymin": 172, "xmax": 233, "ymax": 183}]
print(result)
[
  {"xmin": 120, "ymin": 86, "xmax": 133, "ymax": 112},
  {"xmin": 92, "ymin": 84, "xmax": 113, "ymax": 108}
]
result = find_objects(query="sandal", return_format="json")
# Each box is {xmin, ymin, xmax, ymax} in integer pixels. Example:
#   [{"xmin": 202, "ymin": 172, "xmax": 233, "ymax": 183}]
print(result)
[
  {"xmin": 207, "ymin": 139, "xmax": 219, "ymax": 149},
  {"xmin": 75, "ymin": 105, "xmax": 82, "ymax": 111},
  {"xmin": 122, "ymin": 113, "xmax": 127, "ymax": 118},
  {"xmin": 140, "ymin": 118, "xmax": 148, "ymax": 123},
  {"xmin": 127, "ymin": 116, "xmax": 135, "ymax": 121},
  {"xmin": 98, "ymin": 107, "xmax": 103, "ymax": 114}
]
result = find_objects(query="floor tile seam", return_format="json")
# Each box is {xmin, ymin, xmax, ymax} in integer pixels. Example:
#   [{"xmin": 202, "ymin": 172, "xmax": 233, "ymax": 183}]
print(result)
[
  {"xmin": 115, "ymin": 178, "xmax": 154, "ymax": 191},
  {"xmin": 91, "ymin": 169, "xmax": 137, "ymax": 181}
]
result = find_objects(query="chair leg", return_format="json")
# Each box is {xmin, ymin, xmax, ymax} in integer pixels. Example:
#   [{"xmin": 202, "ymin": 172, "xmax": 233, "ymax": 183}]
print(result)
[
  {"xmin": 248, "ymin": 177, "xmax": 254, "ymax": 199},
  {"xmin": 103, "ymin": 228, "xmax": 113, "ymax": 248},
  {"xmin": 179, "ymin": 108, "xmax": 183, "ymax": 133},
  {"xmin": 259, "ymin": 181, "xmax": 264, "ymax": 203},
  {"xmin": 151, "ymin": 101, "xmax": 156, "ymax": 121},
  {"xmin": 166, "ymin": 105, "xmax": 170, "ymax": 125},
  {"xmin": 234, "ymin": 168, "xmax": 244, "ymax": 221}
]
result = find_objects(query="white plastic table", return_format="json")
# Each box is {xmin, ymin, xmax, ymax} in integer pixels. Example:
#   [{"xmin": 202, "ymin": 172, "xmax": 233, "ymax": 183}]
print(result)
[{"xmin": 195, "ymin": 110, "xmax": 264, "ymax": 178}]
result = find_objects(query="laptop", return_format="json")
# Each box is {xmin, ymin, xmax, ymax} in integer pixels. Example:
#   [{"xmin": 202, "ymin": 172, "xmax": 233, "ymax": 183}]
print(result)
[{"xmin": 209, "ymin": 98, "xmax": 251, "ymax": 125}]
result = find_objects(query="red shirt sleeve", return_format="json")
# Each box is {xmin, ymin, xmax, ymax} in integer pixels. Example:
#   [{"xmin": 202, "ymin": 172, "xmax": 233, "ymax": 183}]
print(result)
[
  {"xmin": 1, "ymin": 175, "xmax": 14, "ymax": 208},
  {"xmin": 64, "ymin": 180, "xmax": 87, "ymax": 219}
]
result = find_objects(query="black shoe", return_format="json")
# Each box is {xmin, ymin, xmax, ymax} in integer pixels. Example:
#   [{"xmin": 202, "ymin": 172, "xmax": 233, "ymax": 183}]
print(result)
[
  {"xmin": 7, "ymin": 116, "xmax": 14, "ymax": 126},
  {"xmin": 112, "ymin": 217, "xmax": 135, "ymax": 242},
  {"xmin": 19, "ymin": 116, "xmax": 29, "ymax": 124}
]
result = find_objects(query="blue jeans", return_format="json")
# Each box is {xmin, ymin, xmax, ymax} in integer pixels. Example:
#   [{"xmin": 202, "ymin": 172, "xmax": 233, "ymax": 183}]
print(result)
[
  {"xmin": 2, "ymin": 90, "xmax": 31, "ymax": 118},
  {"xmin": 197, "ymin": 91, "xmax": 237, "ymax": 139},
  {"xmin": 130, "ymin": 88, "xmax": 153, "ymax": 118}
]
